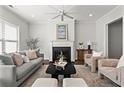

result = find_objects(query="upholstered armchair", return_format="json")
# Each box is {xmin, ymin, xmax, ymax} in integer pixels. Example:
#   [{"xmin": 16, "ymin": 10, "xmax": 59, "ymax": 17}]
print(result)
[
  {"xmin": 98, "ymin": 59, "xmax": 122, "ymax": 86},
  {"xmin": 84, "ymin": 54, "xmax": 105, "ymax": 73}
]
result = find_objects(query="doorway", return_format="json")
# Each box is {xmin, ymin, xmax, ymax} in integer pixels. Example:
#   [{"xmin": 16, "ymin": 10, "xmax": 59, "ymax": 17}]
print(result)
[{"xmin": 108, "ymin": 18, "xmax": 123, "ymax": 59}]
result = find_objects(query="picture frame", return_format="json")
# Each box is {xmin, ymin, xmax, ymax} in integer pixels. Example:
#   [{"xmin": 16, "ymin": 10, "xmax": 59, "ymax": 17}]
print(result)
[{"xmin": 56, "ymin": 24, "xmax": 68, "ymax": 40}]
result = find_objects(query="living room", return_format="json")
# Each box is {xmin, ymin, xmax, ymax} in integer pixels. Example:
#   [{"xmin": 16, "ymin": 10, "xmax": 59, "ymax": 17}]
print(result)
[{"xmin": 0, "ymin": 1, "xmax": 124, "ymax": 90}]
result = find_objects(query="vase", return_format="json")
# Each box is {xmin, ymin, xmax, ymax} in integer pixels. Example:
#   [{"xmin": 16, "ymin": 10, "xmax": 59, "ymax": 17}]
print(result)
[{"xmin": 80, "ymin": 45, "xmax": 83, "ymax": 49}]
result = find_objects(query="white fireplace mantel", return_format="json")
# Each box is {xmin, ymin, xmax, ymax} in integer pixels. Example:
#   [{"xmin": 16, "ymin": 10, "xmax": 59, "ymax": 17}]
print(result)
[{"xmin": 50, "ymin": 40, "xmax": 75, "ymax": 62}]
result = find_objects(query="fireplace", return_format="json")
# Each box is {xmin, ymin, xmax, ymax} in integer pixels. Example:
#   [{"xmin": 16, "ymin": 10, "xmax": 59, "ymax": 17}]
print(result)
[{"xmin": 52, "ymin": 47, "xmax": 71, "ymax": 62}]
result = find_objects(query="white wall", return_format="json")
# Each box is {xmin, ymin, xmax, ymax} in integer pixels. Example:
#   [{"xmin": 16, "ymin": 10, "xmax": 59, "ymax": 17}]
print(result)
[
  {"xmin": 75, "ymin": 22, "xmax": 96, "ymax": 49},
  {"xmin": 96, "ymin": 6, "xmax": 124, "ymax": 56},
  {"xmin": 29, "ymin": 23, "xmax": 51, "ymax": 59},
  {"xmin": 0, "ymin": 6, "xmax": 29, "ymax": 50}
]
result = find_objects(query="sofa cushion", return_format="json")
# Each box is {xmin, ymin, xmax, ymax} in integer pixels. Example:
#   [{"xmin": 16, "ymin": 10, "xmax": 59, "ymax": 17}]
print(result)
[
  {"xmin": 26, "ymin": 50, "xmax": 37, "ymax": 60},
  {"xmin": 0, "ymin": 54, "xmax": 14, "ymax": 65},
  {"xmin": 12, "ymin": 53, "xmax": 24, "ymax": 66},
  {"xmin": 22, "ymin": 55, "xmax": 30, "ymax": 63},
  {"xmin": 99, "ymin": 67, "xmax": 118, "ymax": 81},
  {"xmin": 35, "ymin": 48, "xmax": 41, "ymax": 57},
  {"xmin": 30, "ymin": 57, "xmax": 43, "ymax": 65},
  {"xmin": 16, "ymin": 57, "xmax": 43, "ymax": 80},
  {"xmin": 16, "ymin": 62, "xmax": 36, "ymax": 80}
]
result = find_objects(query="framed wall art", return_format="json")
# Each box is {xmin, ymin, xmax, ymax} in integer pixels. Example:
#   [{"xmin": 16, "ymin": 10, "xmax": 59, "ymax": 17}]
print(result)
[{"xmin": 56, "ymin": 24, "xmax": 68, "ymax": 40}]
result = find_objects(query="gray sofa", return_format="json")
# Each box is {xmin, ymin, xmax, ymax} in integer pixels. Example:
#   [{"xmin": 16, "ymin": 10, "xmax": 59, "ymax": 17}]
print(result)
[{"xmin": 0, "ymin": 52, "xmax": 44, "ymax": 87}]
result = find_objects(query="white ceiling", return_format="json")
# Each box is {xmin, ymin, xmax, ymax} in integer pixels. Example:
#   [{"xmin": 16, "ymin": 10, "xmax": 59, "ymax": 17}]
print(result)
[{"xmin": 5, "ymin": 5, "xmax": 117, "ymax": 23}]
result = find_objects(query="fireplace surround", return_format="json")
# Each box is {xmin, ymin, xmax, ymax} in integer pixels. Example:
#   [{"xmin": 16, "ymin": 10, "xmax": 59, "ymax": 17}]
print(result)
[
  {"xmin": 50, "ymin": 41, "xmax": 75, "ymax": 62},
  {"xmin": 52, "ymin": 47, "xmax": 71, "ymax": 62}
]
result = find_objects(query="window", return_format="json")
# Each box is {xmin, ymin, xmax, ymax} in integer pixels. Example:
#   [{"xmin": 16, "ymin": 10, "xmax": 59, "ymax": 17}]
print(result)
[
  {"xmin": 5, "ymin": 42, "xmax": 17, "ymax": 53},
  {"xmin": 5, "ymin": 24, "xmax": 18, "ymax": 53},
  {"xmin": 5, "ymin": 24, "xmax": 17, "ymax": 40},
  {"xmin": 0, "ymin": 20, "xmax": 19, "ymax": 54}
]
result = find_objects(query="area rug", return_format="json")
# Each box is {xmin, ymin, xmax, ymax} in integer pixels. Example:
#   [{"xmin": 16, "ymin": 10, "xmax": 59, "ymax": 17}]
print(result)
[{"xmin": 20, "ymin": 64, "xmax": 119, "ymax": 87}]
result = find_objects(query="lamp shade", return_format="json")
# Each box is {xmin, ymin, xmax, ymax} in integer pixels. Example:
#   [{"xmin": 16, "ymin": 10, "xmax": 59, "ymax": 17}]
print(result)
[{"xmin": 87, "ymin": 41, "xmax": 92, "ymax": 45}]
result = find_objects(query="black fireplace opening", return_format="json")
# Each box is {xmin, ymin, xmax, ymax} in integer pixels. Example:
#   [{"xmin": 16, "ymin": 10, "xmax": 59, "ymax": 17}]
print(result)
[{"xmin": 52, "ymin": 47, "xmax": 71, "ymax": 62}]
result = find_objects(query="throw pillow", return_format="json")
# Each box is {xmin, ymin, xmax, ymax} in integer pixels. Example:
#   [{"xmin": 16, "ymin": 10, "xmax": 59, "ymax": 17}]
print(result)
[
  {"xmin": 0, "ymin": 54, "xmax": 14, "ymax": 65},
  {"xmin": 35, "ymin": 48, "xmax": 42, "ymax": 57},
  {"xmin": 12, "ymin": 53, "xmax": 24, "ymax": 66},
  {"xmin": 26, "ymin": 50, "xmax": 37, "ymax": 60},
  {"xmin": 22, "ymin": 55, "xmax": 30, "ymax": 63},
  {"xmin": 116, "ymin": 55, "xmax": 124, "ymax": 68},
  {"xmin": 92, "ymin": 51, "xmax": 103, "ymax": 57}
]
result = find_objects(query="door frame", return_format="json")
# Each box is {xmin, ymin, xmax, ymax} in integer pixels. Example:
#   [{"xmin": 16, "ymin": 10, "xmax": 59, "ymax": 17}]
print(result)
[{"xmin": 105, "ymin": 17, "xmax": 123, "ymax": 58}]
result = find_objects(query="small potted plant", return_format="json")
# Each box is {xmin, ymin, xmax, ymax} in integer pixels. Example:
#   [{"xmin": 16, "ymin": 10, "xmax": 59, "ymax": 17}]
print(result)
[
  {"xmin": 57, "ymin": 51, "xmax": 66, "ymax": 62},
  {"xmin": 79, "ymin": 42, "xmax": 83, "ymax": 49}
]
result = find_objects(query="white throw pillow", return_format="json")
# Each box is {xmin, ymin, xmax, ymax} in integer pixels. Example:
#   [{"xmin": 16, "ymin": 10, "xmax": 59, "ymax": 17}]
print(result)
[
  {"xmin": 116, "ymin": 55, "xmax": 124, "ymax": 68},
  {"xmin": 92, "ymin": 51, "xmax": 103, "ymax": 57},
  {"xmin": 22, "ymin": 55, "xmax": 30, "ymax": 63}
]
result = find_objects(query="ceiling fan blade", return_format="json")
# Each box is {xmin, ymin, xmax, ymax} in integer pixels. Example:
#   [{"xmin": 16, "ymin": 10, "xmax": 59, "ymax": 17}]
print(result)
[
  {"xmin": 8, "ymin": 5, "xmax": 14, "ymax": 8},
  {"xmin": 48, "ymin": 5, "xmax": 62, "ymax": 13},
  {"xmin": 64, "ymin": 14, "xmax": 74, "ymax": 19},
  {"xmin": 45, "ymin": 12, "xmax": 58, "ymax": 14},
  {"xmin": 52, "ymin": 14, "xmax": 60, "ymax": 19}
]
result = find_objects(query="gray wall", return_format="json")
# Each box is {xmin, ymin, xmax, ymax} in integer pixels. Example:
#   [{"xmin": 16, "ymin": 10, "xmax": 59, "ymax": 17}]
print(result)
[{"xmin": 108, "ymin": 18, "xmax": 123, "ymax": 59}]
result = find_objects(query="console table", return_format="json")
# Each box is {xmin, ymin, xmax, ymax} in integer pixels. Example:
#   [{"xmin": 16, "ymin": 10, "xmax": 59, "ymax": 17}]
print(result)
[{"xmin": 76, "ymin": 49, "xmax": 92, "ymax": 65}]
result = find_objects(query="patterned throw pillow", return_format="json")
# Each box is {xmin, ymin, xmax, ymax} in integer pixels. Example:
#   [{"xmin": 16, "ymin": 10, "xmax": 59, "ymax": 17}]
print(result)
[
  {"xmin": 26, "ymin": 50, "xmax": 37, "ymax": 60},
  {"xmin": 12, "ymin": 53, "xmax": 24, "ymax": 66}
]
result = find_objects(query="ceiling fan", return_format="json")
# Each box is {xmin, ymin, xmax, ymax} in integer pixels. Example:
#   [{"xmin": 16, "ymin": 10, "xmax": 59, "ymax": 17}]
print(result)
[
  {"xmin": 7, "ymin": 5, "xmax": 75, "ymax": 21},
  {"xmin": 49, "ymin": 6, "xmax": 74, "ymax": 21}
]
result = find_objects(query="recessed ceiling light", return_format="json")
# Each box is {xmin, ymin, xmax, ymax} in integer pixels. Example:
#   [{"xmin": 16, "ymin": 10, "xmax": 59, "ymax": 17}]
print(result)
[
  {"xmin": 89, "ymin": 14, "xmax": 93, "ymax": 17},
  {"xmin": 31, "ymin": 14, "xmax": 35, "ymax": 18}
]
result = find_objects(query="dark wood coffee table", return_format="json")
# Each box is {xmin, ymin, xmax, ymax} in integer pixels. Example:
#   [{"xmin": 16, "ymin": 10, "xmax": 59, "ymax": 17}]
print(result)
[{"xmin": 46, "ymin": 62, "xmax": 76, "ymax": 79}]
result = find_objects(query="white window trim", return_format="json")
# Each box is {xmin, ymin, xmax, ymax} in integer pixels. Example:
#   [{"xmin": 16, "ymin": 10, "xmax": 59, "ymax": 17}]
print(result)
[{"xmin": 0, "ymin": 18, "xmax": 19, "ymax": 53}]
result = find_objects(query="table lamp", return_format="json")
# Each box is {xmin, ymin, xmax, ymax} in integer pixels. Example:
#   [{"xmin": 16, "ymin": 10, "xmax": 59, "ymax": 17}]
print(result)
[{"xmin": 87, "ymin": 41, "xmax": 91, "ymax": 50}]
